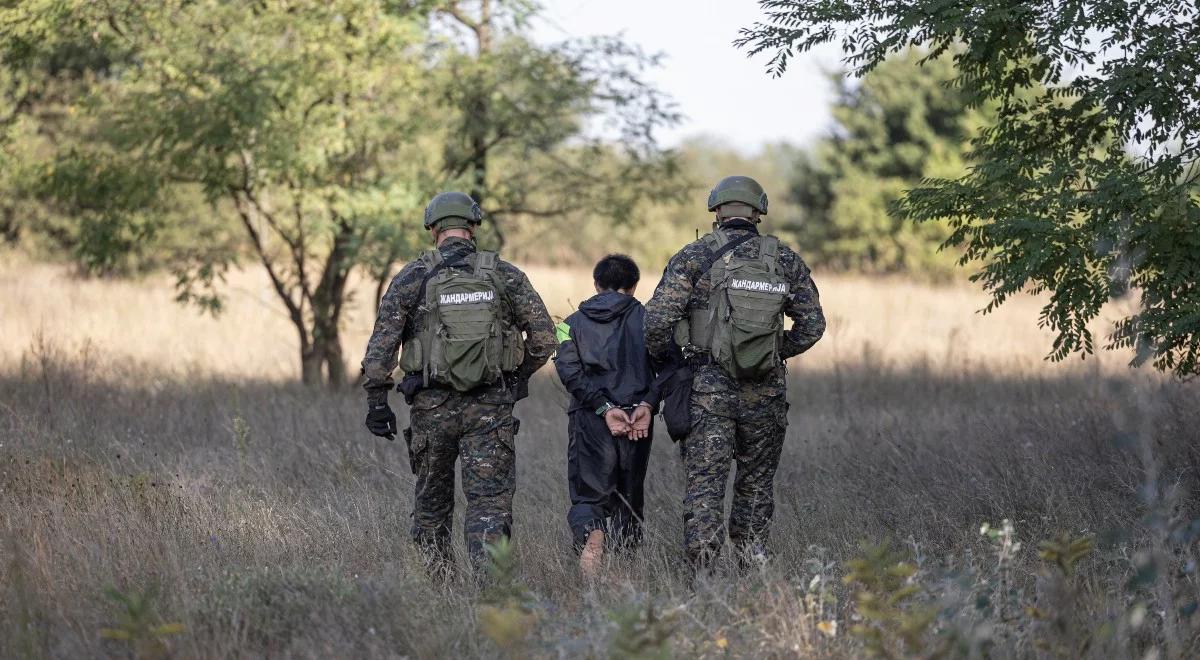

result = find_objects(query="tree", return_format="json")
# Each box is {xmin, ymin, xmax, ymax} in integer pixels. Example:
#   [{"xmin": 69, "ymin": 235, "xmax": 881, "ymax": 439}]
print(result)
[
  {"xmin": 789, "ymin": 50, "xmax": 981, "ymax": 276},
  {"xmin": 0, "ymin": 4, "xmax": 136, "ymax": 255},
  {"xmin": 738, "ymin": 1, "xmax": 1200, "ymax": 377},
  {"xmin": 2, "ymin": 0, "xmax": 680, "ymax": 386},
  {"xmin": 428, "ymin": 1, "xmax": 682, "ymax": 248},
  {"xmin": 4, "ymin": 0, "xmax": 433, "ymax": 386}
]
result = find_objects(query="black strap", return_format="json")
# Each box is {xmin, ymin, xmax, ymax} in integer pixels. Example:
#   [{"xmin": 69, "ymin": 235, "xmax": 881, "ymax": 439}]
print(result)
[
  {"xmin": 690, "ymin": 232, "xmax": 757, "ymax": 285},
  {"xmin": 416, "ymin": 253, "xmax": 469, "ymax": 303}
]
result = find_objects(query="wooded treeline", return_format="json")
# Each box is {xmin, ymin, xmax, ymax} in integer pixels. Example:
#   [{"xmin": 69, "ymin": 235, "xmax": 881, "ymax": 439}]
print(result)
[{"xmin": 4, "ymin": 0, "xmax": 1196, "ymax": 382}]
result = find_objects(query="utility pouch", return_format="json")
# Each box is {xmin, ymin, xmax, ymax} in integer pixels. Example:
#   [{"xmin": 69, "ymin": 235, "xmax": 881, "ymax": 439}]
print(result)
[
  {"xmin": 661, "ymin": 364, "xmax": 694, "ymax": 442},
  {"xmin": 399, "ymin": 338, "xmax": 422, "ymax": 373}
]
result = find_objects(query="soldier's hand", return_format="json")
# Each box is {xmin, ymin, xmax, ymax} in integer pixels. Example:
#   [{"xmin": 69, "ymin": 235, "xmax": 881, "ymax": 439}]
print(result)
[
  {"xmin": 506, "ymin": 373, "xmax": 530, "ymax": 401},
  {"xmin": 628, "ymin": 403, "xmax": 652, "ymax": 441},
  {"xmin": 366, "ymin": 402, "xmax": 397, "ymax": 440},
  {"xmin": 604, "ymin": 408, "xmax": 631, "ymax": 437}
]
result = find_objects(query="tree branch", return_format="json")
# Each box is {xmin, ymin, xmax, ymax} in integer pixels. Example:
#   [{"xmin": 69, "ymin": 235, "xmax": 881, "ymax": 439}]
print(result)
[
  {"xmin": 228, "ymin": 189, "xmax": 309, "ymax": 350},
  {"xmin": 441, "ymin": 1, "xmax": 480, "ymax": 35},
  {"xmin": 236, "ymin": 150, "xmax": 313, "ymax": 305}
]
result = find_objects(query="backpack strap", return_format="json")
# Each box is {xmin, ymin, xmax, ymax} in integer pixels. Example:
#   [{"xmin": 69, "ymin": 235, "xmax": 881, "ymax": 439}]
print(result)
[
  {"xmin": 702, "ymin": 229, "xmax": 726, "ymax": 253},
  {"xmin": 689, "ymin": 231, "xmax": 758, "ymax": 286},
  {"xmin": 417, "ymin": 250, "xmax": 468, "ymax": 305},
  {"xmin": 760, "ymin": 236, "xmax": 779, "ymax": 275},
  {"xmin": 475, "ymin": 251, "xmax": 512, "ymax": 320},
  {"xmin": 473, "ymin": 250, "xmax": 498, "ymax": 276}
]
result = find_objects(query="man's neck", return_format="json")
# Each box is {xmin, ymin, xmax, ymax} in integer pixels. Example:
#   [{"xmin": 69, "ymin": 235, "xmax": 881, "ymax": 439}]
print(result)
[
  {"xmin": 436, "ymin": 229, "xmax": 474, "ymax": 246},
  {"xmin": 717, "ymin": 218, "xmax": 759, "ymax": 233}
]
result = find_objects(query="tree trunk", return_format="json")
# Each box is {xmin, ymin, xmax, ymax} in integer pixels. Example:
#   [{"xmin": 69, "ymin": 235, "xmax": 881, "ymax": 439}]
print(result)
[
  {"xmin": 300, "ymin": 340, "xmax": 323, "ymax": 386},
  {"xmin": 0, "ymin": 205, "xmax": 18, "ymax": 244},
  {"xmin": 304, "ymin": 312, "xmax": 346, "ymax": 388},
  {"xmin": 309, "ymin": 216, "xmax": 355, "ymax": 388},
  {"xmin": 297, "ymin": 316, "xmax": 346, "ymax": 387},
  {"xmin": 324, "ymin": 328, "xmax": 346, "ymax": 387},
  {"xmin": 470, "ymin": 0, "xmax": 495, "ymax": 244}
]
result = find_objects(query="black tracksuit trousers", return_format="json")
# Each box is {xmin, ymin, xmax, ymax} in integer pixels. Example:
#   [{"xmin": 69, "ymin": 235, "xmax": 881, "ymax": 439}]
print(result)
[{"xmin": 566, "ymin": 408, "xmax": 653, "ymax": 551}]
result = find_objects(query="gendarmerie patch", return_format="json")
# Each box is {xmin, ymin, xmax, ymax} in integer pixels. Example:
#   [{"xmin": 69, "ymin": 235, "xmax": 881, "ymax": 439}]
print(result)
[
  {"xmin": 729, "ymin": 279, "xmax": 787, "ymax": 294},
  {"xmin": 439, "ymin": 290, "xmax": 496, "ymax": 305}
]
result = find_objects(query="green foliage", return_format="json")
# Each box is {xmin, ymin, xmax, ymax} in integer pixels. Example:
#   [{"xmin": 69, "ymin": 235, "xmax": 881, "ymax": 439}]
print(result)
[
  {"xmin": 502, "ymin": 137, "xmax": 801, "ymax": 268},
  {"xmin": 843, "ymin": 540, "xmax": 939, "ymax": 658},
  {"xmin": 99, "ymin": 584, "xmax": 185, "ymax": 660},
  {"xmin": 740, "ymin": 0, "xmax": 1200, "ymax": 377},
  {"xmin": 788, "ymin": 50, "xmax": 979, "ymax": 277},
  {"xmin": 479, "ymin": 538, "xmax": 536, "ymax": 653},
  {"xmin": 607, "ymin": 600, "xmax": 679, "ymax": 660},
  {"xmin": 1, "ymin": 0, "xmax": 680, "ymax": 385},
  {"xmin": 1037, "ymin": 533, "xmax": 1095, "ymax": 579},
  {"xmin": 481, "ymin": 536, "xmax": 531, "ymax": 607},
  {"xmin": 428, "ymin": 3, "xmax": 683, "ymax": 248}
]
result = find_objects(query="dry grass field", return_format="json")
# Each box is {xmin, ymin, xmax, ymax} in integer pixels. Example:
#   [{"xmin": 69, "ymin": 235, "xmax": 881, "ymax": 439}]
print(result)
[{"xmin": 2, "ymin": 254, "xmax": 1198, "ymax": 658}]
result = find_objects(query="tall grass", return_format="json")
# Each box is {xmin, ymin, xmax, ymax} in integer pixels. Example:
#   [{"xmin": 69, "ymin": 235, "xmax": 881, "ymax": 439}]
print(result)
[{"xmin": 1, "ymin": 258, "xmax": 1197, "ymax": 657}]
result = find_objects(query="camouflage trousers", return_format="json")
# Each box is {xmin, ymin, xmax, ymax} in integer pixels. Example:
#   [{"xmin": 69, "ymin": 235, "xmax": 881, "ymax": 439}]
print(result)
[
  {"xmin": 405, "ymin": 389, "xmax": 518, "ymax": 574},
  {"xmin": 681, "ymin": 388, "xmax": 787, "ymax": 568}
]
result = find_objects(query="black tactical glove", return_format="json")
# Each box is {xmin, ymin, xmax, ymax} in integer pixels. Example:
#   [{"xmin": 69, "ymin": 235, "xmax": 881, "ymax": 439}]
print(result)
[
  {"xmin": 365, "ymin": 390, "xmax": 397, "ymax": 440},
  {"xmin": 397, "ymin": 372, "xmax": 424, "ymax": 405}
]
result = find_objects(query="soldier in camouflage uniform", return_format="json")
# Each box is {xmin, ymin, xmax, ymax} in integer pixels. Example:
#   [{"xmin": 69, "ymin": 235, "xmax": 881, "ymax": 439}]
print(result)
[
  {"xmin": 644, "ymin": 176, "xmax": 825, "ymax": 571},
  {"xmin": 361, "ymin": 191, "xmax": 556, "ymax": 577}
]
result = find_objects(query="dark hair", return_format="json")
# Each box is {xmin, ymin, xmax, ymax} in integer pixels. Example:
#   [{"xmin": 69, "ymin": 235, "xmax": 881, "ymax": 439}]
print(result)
[{"xmin": 593, "ymin": 254, "xmax": 640, "ymax": 292}]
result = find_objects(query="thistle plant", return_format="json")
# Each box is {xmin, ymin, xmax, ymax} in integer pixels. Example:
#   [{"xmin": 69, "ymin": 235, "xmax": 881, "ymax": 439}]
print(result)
[{"xmin": 98, "ymin": 585, "xmax": 185, "ymax": 660}]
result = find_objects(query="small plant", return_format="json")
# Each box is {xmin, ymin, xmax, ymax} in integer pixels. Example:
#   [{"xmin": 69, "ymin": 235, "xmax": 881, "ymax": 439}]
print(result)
[
  {"xmin": 979, "ymin": 520, "xmax": 1024, "ymax": 623},
  {"xmin": 478, "ymin": 538, "xmax": 536, "ymax": 655},
  {"xmin": 844, "ymin": 540, "xmax": 941, "ymax": 658},
  {"xmin": 801, "ymin": 547, "xmax": 840, "ymax": 640},
  {"xmin": 1037, "ymin": 533, "xmax": 1094, "ymax": 579},
  {"xmin": 99, "ymin": 584, "xmax": 185, "ymax": 660},
  {"xmin": 1027, "ymin": 533, "xmax": 1097, "ymax": 658},
  {"xmin": 230, "ymin": 416, "xmax": 251, "ymax": 476},
  {"xmin": 7, "ymin": 536, "xmax": 47, "ymax": 658},
  {"xmin": 607, "ymin": 600, "xmax": 679, "ymax": 660}
]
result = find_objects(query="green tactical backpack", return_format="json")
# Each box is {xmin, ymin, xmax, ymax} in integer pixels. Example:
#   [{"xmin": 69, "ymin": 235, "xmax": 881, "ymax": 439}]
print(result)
[
  {"xmin": 399, "ymin": 250, "xmax": 524, "ymax": 392},
  {"xmin": 683, "ymin": 229, "xmax": 790, "ymax": 380}
]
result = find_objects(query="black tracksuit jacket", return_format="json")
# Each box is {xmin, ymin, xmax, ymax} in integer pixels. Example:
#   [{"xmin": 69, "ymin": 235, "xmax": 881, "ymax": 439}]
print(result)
[
  {"xmin": 554, "ymin": 291, "xmax": 665, "ymax": 413},
  {"xmin": 553, "ymin": 291, "xmax": 668, "ymax": 548}
]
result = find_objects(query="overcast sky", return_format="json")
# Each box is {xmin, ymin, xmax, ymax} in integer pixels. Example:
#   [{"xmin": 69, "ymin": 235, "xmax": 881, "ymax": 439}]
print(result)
[{"xmin": 534, "ymin": 0, "xmax": 843, "ymax": 152}]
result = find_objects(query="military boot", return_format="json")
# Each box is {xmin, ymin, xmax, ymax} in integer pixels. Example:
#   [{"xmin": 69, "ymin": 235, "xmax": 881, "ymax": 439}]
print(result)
[{"xmin": 736, "ymin": 541, "xmax": 770, "ymax": 572}]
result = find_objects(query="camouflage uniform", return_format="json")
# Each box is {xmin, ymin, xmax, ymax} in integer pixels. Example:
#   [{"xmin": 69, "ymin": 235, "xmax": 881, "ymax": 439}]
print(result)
[
  {"xmin": 644, "ymin": 220, "xmax": 825, "ymax": 566},
  {"xmin": 361, "ymin": 236, "xmax": 555, "ymax": 572}
]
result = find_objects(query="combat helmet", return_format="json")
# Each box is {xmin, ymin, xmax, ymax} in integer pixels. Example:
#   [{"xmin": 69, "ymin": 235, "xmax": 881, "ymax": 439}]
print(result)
[
  {"xmin": 423, "ymin": 191, "xmax": 483, "ymax": 231},
  {"xmin": 706, "ymin": 175, "xmax": 768, "ymax": 215}
]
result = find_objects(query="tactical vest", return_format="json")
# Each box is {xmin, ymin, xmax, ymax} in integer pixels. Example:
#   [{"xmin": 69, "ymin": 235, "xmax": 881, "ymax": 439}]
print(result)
[
  {"xmin": 677, "ymin": 229, "xmax": 789, "ymax": 380},
  {"xmin": 399, "ymin": 250, "xmax": 525, "ymax": 392}
]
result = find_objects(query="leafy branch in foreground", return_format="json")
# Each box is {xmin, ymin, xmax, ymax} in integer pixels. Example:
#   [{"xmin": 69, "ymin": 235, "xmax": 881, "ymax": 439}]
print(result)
[{"xmin": 739, "ymin": 1, "xmax": 1200, "ymax": 377}]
